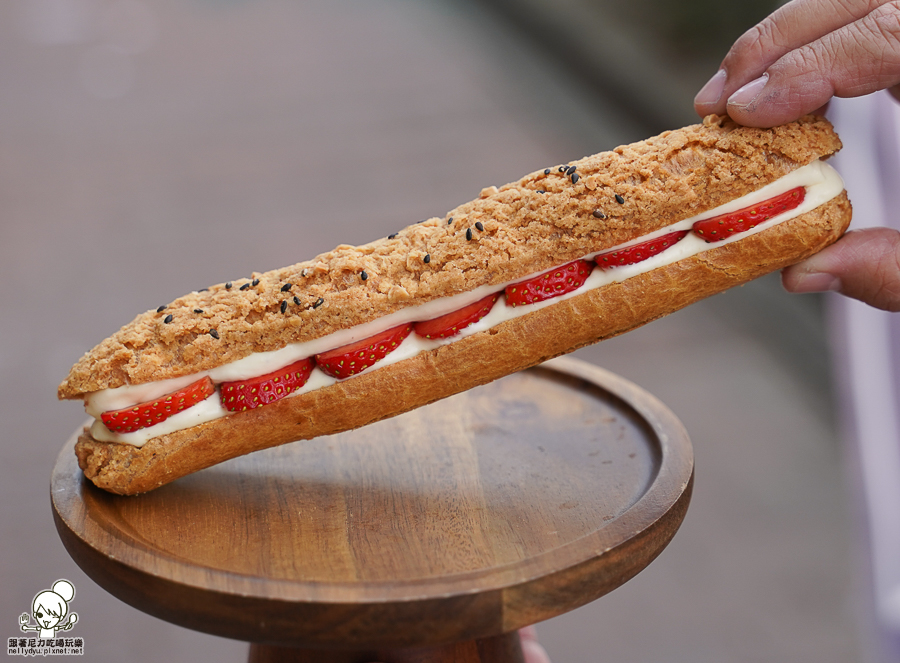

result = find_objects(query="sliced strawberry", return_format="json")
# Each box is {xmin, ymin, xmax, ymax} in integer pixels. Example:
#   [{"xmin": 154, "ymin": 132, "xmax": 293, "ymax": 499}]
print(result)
[
  {"xmin": 315, "ymin": 324, "xmax": 413, "ymax": 379},
  {"xmin": 220, "ymin": 358, "xmax": 315, "ymax": 412},
  {"xmin": 692, "ymin": 187, "xmax": 806, "ymax": 242},
  {"xmin": 101, "ymin": 377, "xmax": 215, "ymax": 433},
  {"xmin": 505, "ymin": 259, "xmax": 593, "ymax": 307},
  {"xmin": 413, "ymin": 294, "xmax": 500, "ymax": 340},
  {"xmin": 595, "ymin": 230, "xmax": 689, "ymax": 269}
]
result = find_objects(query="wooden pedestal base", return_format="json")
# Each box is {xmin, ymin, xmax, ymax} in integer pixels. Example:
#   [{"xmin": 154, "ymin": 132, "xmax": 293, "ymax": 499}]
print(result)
[
  {"xmin": 52, "ymin": 358, "xmax": 692, "ymax": 659},
  {"xmin": 248, "ymin": 631, "xmax": 523, "ymax": 663}
]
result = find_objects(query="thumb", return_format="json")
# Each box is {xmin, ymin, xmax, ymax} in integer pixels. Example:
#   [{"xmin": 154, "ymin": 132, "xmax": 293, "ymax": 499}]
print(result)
[{"xmin": 782, "ymin": 228, "xmax": 900, "ymax": 311}]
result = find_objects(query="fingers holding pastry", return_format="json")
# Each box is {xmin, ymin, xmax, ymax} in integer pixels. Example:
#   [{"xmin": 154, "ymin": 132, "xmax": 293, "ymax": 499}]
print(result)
[
  {"xmin": 695, "ymin": 0, "xmax": 900, "ymax": 127},
  {"xmin": 782, "ymin": 227, "xmax": 900, "ymax": 311}
]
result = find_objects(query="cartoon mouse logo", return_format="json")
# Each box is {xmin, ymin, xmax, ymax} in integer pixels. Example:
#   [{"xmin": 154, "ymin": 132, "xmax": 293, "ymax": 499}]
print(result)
[{"xmin": 19, "ymin": 580, "xmax": 78, "ymax": 638}]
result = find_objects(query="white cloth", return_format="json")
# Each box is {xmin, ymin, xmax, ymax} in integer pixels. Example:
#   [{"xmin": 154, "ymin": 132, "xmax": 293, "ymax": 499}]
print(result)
[{"xmin": 829, "ymin": 92, "xmax": 900, "ymax": 661}]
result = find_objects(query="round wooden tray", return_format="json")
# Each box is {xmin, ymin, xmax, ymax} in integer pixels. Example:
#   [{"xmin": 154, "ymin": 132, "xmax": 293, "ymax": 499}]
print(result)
[{"xmin": 51, "ymin": 357, "xmax": 693, "ymax": 651}]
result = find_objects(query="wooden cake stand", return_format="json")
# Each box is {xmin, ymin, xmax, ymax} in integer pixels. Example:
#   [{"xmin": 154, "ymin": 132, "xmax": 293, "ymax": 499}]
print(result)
[{"xmin": 51, "ymin": 357, "xmax": 693, "ymax": 662}]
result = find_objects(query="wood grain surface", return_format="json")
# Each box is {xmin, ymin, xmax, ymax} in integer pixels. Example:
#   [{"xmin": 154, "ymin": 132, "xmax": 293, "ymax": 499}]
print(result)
[{"xmin": 51, "ymin": 357, "xmax": 693, "ymax": 654}]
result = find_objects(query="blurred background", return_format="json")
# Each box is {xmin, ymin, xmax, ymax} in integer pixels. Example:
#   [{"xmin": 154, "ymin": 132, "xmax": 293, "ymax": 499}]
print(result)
[{"xmin": 0, "ymin": 0, "xmax": 869, "ymax": 661}]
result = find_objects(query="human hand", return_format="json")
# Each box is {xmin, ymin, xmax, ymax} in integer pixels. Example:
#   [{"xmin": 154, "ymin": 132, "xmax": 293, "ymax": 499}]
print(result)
[
  {"xmin": 694, "ymin": 0, "xmax": 900, "ymax": 128},
  {"xmin": 782, "ymin": 228, "xmax": 900, "ymax": 311},
  {"xmin": 694, "ymin": 0, "xmax": 900, "ymax": 309},
  {"xmin": 520, "ymin": 626, "xmax": 551, "ymax": 663}
]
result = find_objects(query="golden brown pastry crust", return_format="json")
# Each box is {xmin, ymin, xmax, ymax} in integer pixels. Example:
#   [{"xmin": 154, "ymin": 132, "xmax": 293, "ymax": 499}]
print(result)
[
  {"xmin": 59, "ymin": 115, "xmax": 843, "ymax": 398},
  {"xmin": 74, "ymin": 193, "xmax": 851, "ymax": 495}
]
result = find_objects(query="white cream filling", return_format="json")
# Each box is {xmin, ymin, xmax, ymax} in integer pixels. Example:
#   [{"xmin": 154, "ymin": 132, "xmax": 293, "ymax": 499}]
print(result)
[{"xmin": 87, "ymin": 160, "xmax": 845, "ymax": 446}]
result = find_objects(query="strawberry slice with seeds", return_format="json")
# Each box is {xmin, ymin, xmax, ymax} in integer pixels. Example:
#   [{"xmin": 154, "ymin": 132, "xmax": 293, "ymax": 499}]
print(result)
[
  {"xmin": 220, "ymin": 358, "xmax": 314, "ymax": 412},
  {"xmin": 316, "ymin": 324, "xmax": 413, "ymax": 379},
  {"xmin": 595, "ymin": 230, "xmax": 689, "ymax": 269},
  {"xmin": 693, "ymin": 187, "xmax": 806, "ymax": 242},
  {"xmin": 505, "ymin": 259, "xmax": 594, "ymax": 307},
  {"xmin": 413, "ymin": 294, "xmax": 500, "ymax": 340},
  {"xmin": 101, "ymin": 377, "xmax": 216, "ymax": 433}
]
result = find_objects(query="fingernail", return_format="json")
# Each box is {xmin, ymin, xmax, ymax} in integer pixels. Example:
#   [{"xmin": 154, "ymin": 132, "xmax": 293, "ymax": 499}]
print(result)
[
  {"xmin": 695, "ymin": 69, "xmax": 727, "ymax": 108},
  {"xmin": 728, "ymin": 73, "xmax": 769, "ymax": 109},
  {"xmin": 788, "ymin": 271, "xmax": 842, "ymax": 294}
]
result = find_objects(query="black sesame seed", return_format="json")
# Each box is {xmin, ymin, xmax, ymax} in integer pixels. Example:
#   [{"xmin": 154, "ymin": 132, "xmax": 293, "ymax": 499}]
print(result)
[
  {"xmin": 281, "ymin": 283, "xmax": 292, "ymax": 292},
  {"xmin": 194, "ymin": 308, "xmax": 204, "ymax": 313},
  {"xmin": 475, "ymin": 221, "xmax": 484, "ymax": 231},
  {"xmin": 164, "ymin": 314, "xmax": 173, "ymax": 324},
  {"xmin": 544, "ymin": 168, "xmax": 551, "ymax": 175},
  {"xmin": 240, "ymin": 283, "xmax": 250, "ymax": 291},
  {"xmin": 615, "ymin": 194, "xmax": 625, "ymax": 204},
  {"xmin": 592, "ymin": 210, "xmax": 606, "ymax": 219},
  {"xmin": 280, "ymin": 300, "xmax": 287, "ymax": 313},
  {"xmin": 571, "ymin": 173, "xmax": 580, "ymax": 184},
  {"xmin": 388, "ymin": 233, "xmax": 398, "ymax": 239},
  {"xmin": 566, "ymin": 165, "xmax": 577, "ymax": 176},
  {"xmin": 313, "ymin": 297, "xmax": 324, "ymax": 309},
  {"xmin": 198, "ymin": 288, "xmax": 209, "ymax": 292},
  {"xmin": 360, "ymin": 271, "xmax": 368, "ymax": 281},
  {"xmin": 252, "ymin": 278, "xmax": 260, "ymax": 286},
  {"xmin": 209, "ymin": 329, "xmax": 219, "ymax": 339},
  {"xmin": 293, "ymin": 296, "xmax": 301, "ymax": 306},
  {"xmin": 537, "ymin": 190, "xmax": 546, "ymax": 194},
  {"xmin": 156, "ymin": 305, "xmax": 167, "ymax": 313},
  {"xmin": 466, "ymin": 228, "xmax": 473, "ymax": 241},
  {"xmin": 423, "ymin": 254, "xmax": 431, "ymax": 263},
  {"xmin": 558, "ymin": 166, "xmax": 566, "ymax": 173},
  {"xmin": 448, "ymin": 217, "xmax": 453, "ymax": 223},
  {"xmin": 225, "ymin": 282, "xmax": 232, "ymax": 290}
]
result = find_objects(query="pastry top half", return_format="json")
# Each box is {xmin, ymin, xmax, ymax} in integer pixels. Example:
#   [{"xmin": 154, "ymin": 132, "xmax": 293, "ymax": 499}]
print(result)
[{"xmin": 59, "ymin": 114, "xmax": 843, "ymax": 398}]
